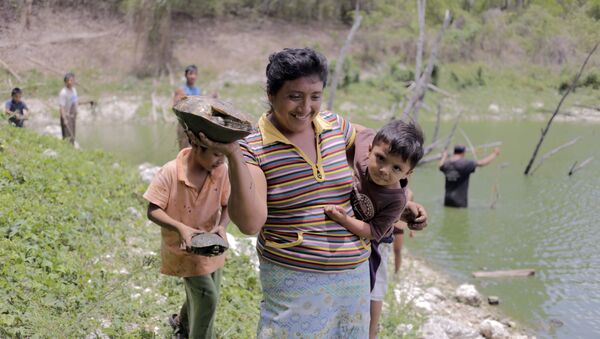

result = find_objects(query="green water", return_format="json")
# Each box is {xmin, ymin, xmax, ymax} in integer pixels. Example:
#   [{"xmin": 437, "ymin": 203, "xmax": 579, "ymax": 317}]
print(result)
[{"xmin": 78, "ymin": 119, "xmax": 599, "ymax": 338}]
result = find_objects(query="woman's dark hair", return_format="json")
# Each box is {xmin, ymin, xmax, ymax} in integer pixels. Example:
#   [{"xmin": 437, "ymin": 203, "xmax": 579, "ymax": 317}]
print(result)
[
  {"xmin": 64, "ymin": 72, "xmax": 75, "ymax": 82},
  {"xmin": 266, "ymin": 48, "xmax": 328, "ymax": 96},
  {"xmin": 185, "ymin": 65, "xmax": 198, "ymax": 76},
  {"xmin": 373, "ymin": 120, "xmax": 425, "ymax": 169},
  {"xmin": 11, "ymin": 87, "xmax": 22, "ymax": 96}
]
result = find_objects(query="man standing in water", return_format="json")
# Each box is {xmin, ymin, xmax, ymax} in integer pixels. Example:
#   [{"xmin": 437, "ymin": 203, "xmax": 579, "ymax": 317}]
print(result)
[{"xmin": 439, "ymin": 145, "xmax": 500, "ymax": 208}]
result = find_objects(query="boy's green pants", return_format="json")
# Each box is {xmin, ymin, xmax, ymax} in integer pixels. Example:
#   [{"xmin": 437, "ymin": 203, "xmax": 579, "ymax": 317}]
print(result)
[{"xmin": 180, "ymin": 269, "xmax": 222, "ymax": 339}]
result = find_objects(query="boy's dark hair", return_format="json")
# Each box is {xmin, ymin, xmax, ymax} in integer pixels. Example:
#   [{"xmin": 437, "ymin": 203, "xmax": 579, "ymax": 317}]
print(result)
[
  {"xmin": 64, "ymin": 72, "xmax": 75, "ymax": 82},
  {"xmin": 266, "ymin": 48, "xmax": 328, "ymax": 96},
  {"xmin": 11, "ymin": 88, "xmax": 22, "ymax": 97},
  {"xmin": 373, "ymin": 120, "xmax": 425, "ymax": 168},
  {"xmin": 454, "ymin": 144, "xmax": 466, "ymax": 154},
  {"xmin": 185, "ymin": 65, "xmax": 198, "ymax": 76}
]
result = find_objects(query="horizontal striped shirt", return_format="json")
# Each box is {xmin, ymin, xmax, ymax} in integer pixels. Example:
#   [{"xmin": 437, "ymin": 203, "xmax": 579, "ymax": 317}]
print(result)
[{"xmin": 240, "ymin": 111, "xmax": 371, "ymax": 272}]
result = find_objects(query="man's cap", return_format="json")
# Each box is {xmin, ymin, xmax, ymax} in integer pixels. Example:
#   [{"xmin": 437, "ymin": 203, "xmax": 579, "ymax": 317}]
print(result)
[{"xmin": 454, "ymin": 144, "xmax": 466, "ymax": 154}]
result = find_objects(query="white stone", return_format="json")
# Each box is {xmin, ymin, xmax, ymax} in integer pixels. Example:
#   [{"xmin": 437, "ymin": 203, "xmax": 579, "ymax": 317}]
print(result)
[
  {"xmin": 532, "ymin": 101, "xmax": 544, "ymax": 109},
  {"xmin": 425, "ymin": 316, "xmax": 481, "ymax": 339},
  {"xmin": 455, "ymin": 284, "xmax": 482, "ymax": 307},
  {"xmin": 424, "ymin": 287, "xmax": 446, "ymax": 302},
  {"xmin": 138, "ymin": 162, "xmax": 160, "ymax": 183},
  {"xmin": 480, "ymin": 319, "xmax": 509, "ymax": 339},
  {"xmin": 394, "ymin": 323, "xmax": 414, "ymax": 336},
  {"xmin": 488, "ymin": 104, "xmax": 500, "ymax": 113},
  {"xmin": 42, "ymin": 125, "xmax": 62, "ymax": 139},
  {"xmin": 42, "ymin": 148, "xmax": 58, "ymax": 158},
  {"xmin": 127, "ymin": 207, "xmax": 142, "ymax": 219},
  {"xmin": 414, "ymin": 299, "xmax": 433, "ymax": 313},
  {"xmin": 421, "ymin": 321, "xmax": 450, "ymax": 339}
]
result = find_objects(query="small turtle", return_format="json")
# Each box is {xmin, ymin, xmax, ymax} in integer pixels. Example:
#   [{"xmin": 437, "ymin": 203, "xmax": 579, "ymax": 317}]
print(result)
[
  {"xmin": 189, "ymin": 233, "xmax": 229, "ymax": 257},
  {"xmin": 173, "ymin": 96, "xmax": 254, "ymax": 143}
]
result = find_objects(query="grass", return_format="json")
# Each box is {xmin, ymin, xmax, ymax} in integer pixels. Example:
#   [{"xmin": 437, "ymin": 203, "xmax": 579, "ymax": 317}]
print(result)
[{"xmin": 0, "ymin": 125, "xmax": 260, "ymax": 338}]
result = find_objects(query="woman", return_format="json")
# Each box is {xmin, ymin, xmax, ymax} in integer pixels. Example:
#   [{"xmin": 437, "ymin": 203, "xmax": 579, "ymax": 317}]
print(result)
[{"xmin": 200, "ymin": 48, "xmax": 426, "ymax": 338}]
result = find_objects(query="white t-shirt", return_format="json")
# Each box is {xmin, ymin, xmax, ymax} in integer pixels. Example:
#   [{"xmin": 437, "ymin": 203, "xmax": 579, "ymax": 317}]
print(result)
[{"xmin": 58, "ymin": 87, "xmax": 78, "ymax": 114}]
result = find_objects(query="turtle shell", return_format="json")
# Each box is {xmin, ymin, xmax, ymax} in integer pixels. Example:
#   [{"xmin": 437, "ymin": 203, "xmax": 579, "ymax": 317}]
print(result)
[
  {"xmin": 189, "ymin": 233, "xmax": 229, "ymax": 257},
  {"xmin": 173, "ymin": 96, "xmax": 254, "ymax": 143},
  {"xmin": 350, "ymin": 186, "xmax": 375, "ymax": 222}
]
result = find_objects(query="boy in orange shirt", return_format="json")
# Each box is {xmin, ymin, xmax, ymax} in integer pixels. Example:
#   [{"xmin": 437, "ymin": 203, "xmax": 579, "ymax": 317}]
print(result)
[{"xmin": 144, "ymin": 129, "xmax": 230, "ymax": 339}]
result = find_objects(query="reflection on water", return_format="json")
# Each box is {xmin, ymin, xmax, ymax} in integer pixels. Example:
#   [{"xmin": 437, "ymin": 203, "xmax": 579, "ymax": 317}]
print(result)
[{"xmin": 77, "ymin": 120, "xmax": 600, "ymax": 338}]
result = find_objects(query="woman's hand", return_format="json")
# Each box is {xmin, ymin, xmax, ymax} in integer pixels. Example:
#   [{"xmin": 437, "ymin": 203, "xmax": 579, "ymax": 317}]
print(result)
[{"xmin": 195, "ymin": 132, "xmax": 241, "ymax": 158}]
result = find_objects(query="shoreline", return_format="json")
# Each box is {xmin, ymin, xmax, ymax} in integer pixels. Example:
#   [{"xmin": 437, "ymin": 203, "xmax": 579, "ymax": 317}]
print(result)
[{"xmin": 389, "ymin": 252, "xmax": 535, "ymax": 339}]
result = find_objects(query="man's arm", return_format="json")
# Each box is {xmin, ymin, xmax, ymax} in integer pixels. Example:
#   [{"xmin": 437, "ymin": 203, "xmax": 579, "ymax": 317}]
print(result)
[
  {"xmin": 476, "ymin": 147, "xmax": 500, "ymax": 167},
  {"xmin": 173, "ymin": 87, "xmax": 185, "ymax": 106},
  {"xmin": 439, "ymin": 150, "xmax": 448, "ymax": 170}
]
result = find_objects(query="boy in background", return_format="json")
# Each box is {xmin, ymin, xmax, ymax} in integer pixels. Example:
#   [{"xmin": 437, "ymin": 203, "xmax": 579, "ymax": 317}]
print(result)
[
  {"xmin": 144, "ymin": 127, "xmax": 230, "ymax": 338},
  {"xmin": 5, "ymin": 88, "xmax": 29, "ymax": 127},
  {"xmin": 58, "ymin": 72, "xmax": 78, "ymax": 145}
]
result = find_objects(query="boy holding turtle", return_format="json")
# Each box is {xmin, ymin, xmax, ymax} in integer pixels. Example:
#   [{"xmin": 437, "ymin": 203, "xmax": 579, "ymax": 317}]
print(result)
[{"xmin": 144, "ymin": 117, "xmax": 231, "ymax": 338}]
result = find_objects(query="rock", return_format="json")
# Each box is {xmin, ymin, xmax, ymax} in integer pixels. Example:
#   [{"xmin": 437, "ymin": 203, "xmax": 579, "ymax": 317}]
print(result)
[
  {"xmin": 488, "ymin": 103, "xmax": 500, "ymax": 113},
  {"xmin": 42, "ymin": 148, "xmax": 58, "ymax": 158},
  {"xmin": 425, "ymin": 287, "xmax": 446, "ymax": 302},
  {"xmin": 138, "ymin": 162, "xmax": 160, "ymax": 183},
  {"xmin": 488, "ymin": 296, "xmax": 500, "ymax": 305},
  {"xmin": 423, "ymin": 316, "xmax": 481, "ymax": 339},
  {"xmin": 421, "ymin": 321, "xmax": 450, "ymax": 339},
  {"xmin": 532, "ymin": 101, "xmax": 544, "ymax": 109},
  {"xmin": 414, "ymin": 299, "xmax": 434, "ymax": 314},
  {"xmin": 394, "ymin": 323, "xmax": 414, "ymax": 337},
  {"xmin": 42, "ymin": 125, "xmax": 62, "ymax": 139},
  {"xmin": 548, "ymin": 318, "xmax": 564, "ymax": 328},
  {"xmin": 455, "ymin": 284, "xmax": 482, "ymax": 307},
  {"xmin": 480, "ymin": 319, "xmax": 509, "ymax": 339},
  {"xmin": 127, "ymin": 207, "xmax": 142, "ymax": 219}
]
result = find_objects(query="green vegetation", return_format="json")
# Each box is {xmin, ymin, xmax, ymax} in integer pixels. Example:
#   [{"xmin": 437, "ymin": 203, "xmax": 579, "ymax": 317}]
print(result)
[{"xmin": 0, "ymin": 126, "xmax": 260, "ymax": 338}]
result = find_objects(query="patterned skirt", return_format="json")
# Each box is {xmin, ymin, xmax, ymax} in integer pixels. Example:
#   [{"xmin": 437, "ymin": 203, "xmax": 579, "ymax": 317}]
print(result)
[{"xmin": 257, "ymin": 258, "xmax": 370, "ymax": 339}]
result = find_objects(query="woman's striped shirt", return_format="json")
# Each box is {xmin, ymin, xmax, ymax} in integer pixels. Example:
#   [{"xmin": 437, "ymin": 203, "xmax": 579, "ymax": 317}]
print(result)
[{"xmin": 240, "ymin": 111, "xmax": 371, "ymax": 272}]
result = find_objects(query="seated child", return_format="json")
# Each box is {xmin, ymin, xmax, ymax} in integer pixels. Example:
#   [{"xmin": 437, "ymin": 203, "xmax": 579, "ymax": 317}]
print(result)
[
  {"xmin": 144, "ymin": 128, "xmax": 230, "ymax": 339},
  {"xmin": 5, "ymin": 88, "xmax": 29, "ymax": 127},
  {"xmin": 324, "ymin": 119, "xmax": 425, "ymax": 339}
]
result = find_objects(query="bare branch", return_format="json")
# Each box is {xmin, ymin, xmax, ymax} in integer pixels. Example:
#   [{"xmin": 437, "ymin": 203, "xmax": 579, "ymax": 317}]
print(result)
[
  {"xmin": 529, "ymin": 137, "xmax": 581, "ymax": 175},
  {"xmin": 568, "ymin": 156, "xmax": 594, "ymax": 176},
  {"xmin": 431, "ymin": 103, "xmax": 442, "ymax": 144},
  {"xmin": 524, "ymin": 41, "xmax": 599, "ymax": 175},
  {"xmin": 327, "ymin": 3, "xmax": 362, "ymax": 110},
  {"xmin": 459, "ymin": 127, "xmax": 478, "ymax": 161},
  {"xmin": 0, "ymin": 58, "xmax": 22, "ymax": 82}
]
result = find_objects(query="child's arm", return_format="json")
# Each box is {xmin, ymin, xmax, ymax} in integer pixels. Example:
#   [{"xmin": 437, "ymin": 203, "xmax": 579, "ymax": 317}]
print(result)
[
  {"xmin": 324, "ymin": 205, "xmax": 373, "ymax": 239},
  {"xmin": 147, "ymin": 203, "xmax": 199, "ymax": 251}
]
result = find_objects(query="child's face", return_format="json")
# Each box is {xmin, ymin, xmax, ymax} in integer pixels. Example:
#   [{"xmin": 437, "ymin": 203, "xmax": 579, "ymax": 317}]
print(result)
[
  {"xmin": 11, "ymin": 94, "xmax": 22, "ymax": 103},
  {"xmin": 192, "ymin": 146, "xmax": 225, "ymax": 170},
  {"xmin": 367, "ymin": 141, "xmax": 413, "ymax": 187},
  {"xmin": 186, "ymin": 71, "xmax": 197, "ymax": 85},
  {"xmin": 65, "ymin": 77, "xmax": 75, "ymax": 88}
]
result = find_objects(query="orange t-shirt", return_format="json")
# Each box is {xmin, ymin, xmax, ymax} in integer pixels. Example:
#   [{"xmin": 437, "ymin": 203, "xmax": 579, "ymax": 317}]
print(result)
[{"xmin": 143, "ymin": 148, "xmax": 230, "ymax": 277}]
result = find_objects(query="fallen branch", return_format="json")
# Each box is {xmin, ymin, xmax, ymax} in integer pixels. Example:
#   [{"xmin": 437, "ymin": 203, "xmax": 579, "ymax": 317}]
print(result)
[
  {"xmin": 489, "ymin": 180, "xmax": 499, "ymax": 209},
  {"xmin": 524, "ymin": 41, "xmax": 599, "ymax": 175},
  {"xmin": 24, "ymin": 55, "xmax": 63, "ymax": 75},
  {"xmin": 472, "ymin": 269, "xmax": 535, "ymax": 278},
  {"xmin": 427, "ymin": 83, "xmax": 455, "ymax": 97},
  {"xmin": 327, "ymin": 3, "xmax": 362, "ymax": 110},
  {"xmin": 529, "ymin": 137, "xmax": 581, "ymax": 175},
  {"xmin": 0, "ymin": 58, "xmax": 22, "ymax": 82},
  {"xmin": 568, "ymin": 156, "xmax": 594, "ymax": 176},
  {"xmin": 402, "ymin": 10, "xmax": 451, "ymax": 121},
  {"xmin": 442, "ymin": 111, "xmax": 461, "ymax": 151}
]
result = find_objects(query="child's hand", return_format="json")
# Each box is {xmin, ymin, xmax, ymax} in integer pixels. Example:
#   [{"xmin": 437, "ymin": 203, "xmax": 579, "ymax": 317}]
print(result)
[
  {"xmin": 324, "ymin": 205, "xmax": 347, "ymax": 223},
  {"xmin": 177, "ymin": 225, "xmax": 201, "ymax": 251},
  {"xmin": 402, "ymin": 201, "xmax": 428, "ymax": 230}
]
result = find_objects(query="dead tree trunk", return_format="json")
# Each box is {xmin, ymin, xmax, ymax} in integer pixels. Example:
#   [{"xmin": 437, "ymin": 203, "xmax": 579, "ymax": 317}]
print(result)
[
  {"xmin": 568, "ymin": 156, "xmax": 594, "ymax": 176},
  {"xmin": 529, "ymin": 137, "xmax": 581, "ymax": 175},
  {"xmin": 327, "ymin": 3, "xmax": 362, "ymax": 110},
  {"xmin": 415, "ymin": 0, "xmax": 426, "ymax": 82},
  {"xmin": 524, "ymin": 41, "xmax": 599, "ymax": 175},
  {"xmin": 402, "ymin": 10, "xmax": 451, "ymax": 121},
  {"xmin": 133, "ymin": 0, "xmax": 173, "ymax": 78}
]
